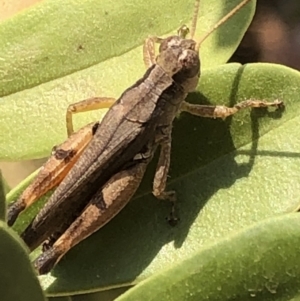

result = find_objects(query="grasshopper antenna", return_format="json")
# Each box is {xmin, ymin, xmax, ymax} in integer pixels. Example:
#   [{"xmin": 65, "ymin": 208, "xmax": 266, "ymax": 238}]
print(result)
[
  {"xmin": 190, "ymin": 0, "xmax": 201, "ymax": 40},
  {"xmin": 195, "ymin": 0, "xmax": 253, "ymax": 52}
]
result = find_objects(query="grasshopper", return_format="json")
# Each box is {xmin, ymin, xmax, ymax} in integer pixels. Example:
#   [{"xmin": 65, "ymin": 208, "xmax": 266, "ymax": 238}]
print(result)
[{"xmin": 7, "ymin": 0, "xmax": 283, "ymax": 274}]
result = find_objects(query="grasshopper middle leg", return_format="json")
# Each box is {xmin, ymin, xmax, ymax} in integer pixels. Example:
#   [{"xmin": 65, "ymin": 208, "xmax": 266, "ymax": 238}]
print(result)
[{"xmin": 66, "ymin": 97, "xmax": 116, "ymax": 136}]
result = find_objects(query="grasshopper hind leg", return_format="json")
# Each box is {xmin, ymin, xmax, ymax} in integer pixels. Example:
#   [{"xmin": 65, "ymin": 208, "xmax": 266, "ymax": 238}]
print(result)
[
  {"xmin": 7, "ymin": 122, "xmax": 97, "ymax": 227},
  {"xmin": 34, "ymin": 146, "xmax": 155, "ymax": 274}
]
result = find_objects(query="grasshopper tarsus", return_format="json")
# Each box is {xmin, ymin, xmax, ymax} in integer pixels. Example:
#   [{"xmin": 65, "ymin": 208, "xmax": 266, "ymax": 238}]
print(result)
[
  {"xmin": 166, "ymin": 192, "xmax": 180, "ymax": 227},
  {"xmin": 166, "ymin": 215, "xmax": 180, "ymax": 227},
  {"xmin": 272, "ymin": 100, "xmax": 285, "ymax": 111},
  {"xmin": 155, "ymin": 188, "xmax": 179, "ymax": 226}
]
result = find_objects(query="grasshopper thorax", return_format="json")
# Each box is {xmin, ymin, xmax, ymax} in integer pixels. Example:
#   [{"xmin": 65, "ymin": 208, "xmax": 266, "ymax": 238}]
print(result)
[{"xmin": 156, "ymin": 35, "xmax": 200, "ymax": 93}]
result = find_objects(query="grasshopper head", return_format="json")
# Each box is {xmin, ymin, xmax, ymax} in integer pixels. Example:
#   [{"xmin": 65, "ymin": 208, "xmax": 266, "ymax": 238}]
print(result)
[
  {"xmin": 155, "ymin": 0, "xmax": 252, "ymax": 93},
  {"xmin": 156, "ymin": 35, "xmax": 200, "ymax": 93}
]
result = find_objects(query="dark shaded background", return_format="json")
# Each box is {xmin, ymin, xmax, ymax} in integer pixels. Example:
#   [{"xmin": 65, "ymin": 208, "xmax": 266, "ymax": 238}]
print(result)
[{"xmin": 230, "ymin": 0, "xmax": 300, "ymax": 68}]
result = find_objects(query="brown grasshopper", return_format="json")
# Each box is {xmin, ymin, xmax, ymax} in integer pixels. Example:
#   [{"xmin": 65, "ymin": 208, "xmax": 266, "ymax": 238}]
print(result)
[{"xmin": 7, "ymin": 0, "xmax": 283, "ymax": 274}]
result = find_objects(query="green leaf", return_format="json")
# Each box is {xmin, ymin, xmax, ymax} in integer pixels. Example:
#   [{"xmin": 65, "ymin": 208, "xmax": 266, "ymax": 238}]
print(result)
[
  {"xmin": 0, "ymin": 171, "xmax": 6, "ymax": 220},
  {"xmin": 0, "ymin": 0, "xmax": 255, "ymax": 160},
  {"xmin": 7, "ymin": 63, "xmax": 300, "ymax": 296},
  {"xmin": 115, "ymin": 213, "xmax": 300, "ymax": 301},
  {"xmin": 0, "ymin": 221, "xmax": 46, "ymax": 301}
]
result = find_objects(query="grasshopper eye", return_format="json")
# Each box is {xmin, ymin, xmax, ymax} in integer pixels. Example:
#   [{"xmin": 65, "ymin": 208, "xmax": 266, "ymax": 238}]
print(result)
[
  {"xmin": 179, "ymin": 50, "xmax": 199, "ymax": 70},
  {"xmin": 173, "ymin": 49, "xmax": 200, "ymax": 82}
]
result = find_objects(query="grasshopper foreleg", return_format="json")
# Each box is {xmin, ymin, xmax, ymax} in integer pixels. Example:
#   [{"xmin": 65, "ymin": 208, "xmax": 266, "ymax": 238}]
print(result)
[
  {"xmin": 143, "ymin": 36, "xmax": 164, "ymax": 68},
  {"xmin": 66, "ymin": 97, "xmax": 116, "ymax": 136},
  {"xmin": 180, "ymin": 99, "xmax": 284, "ymax": 119}
]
